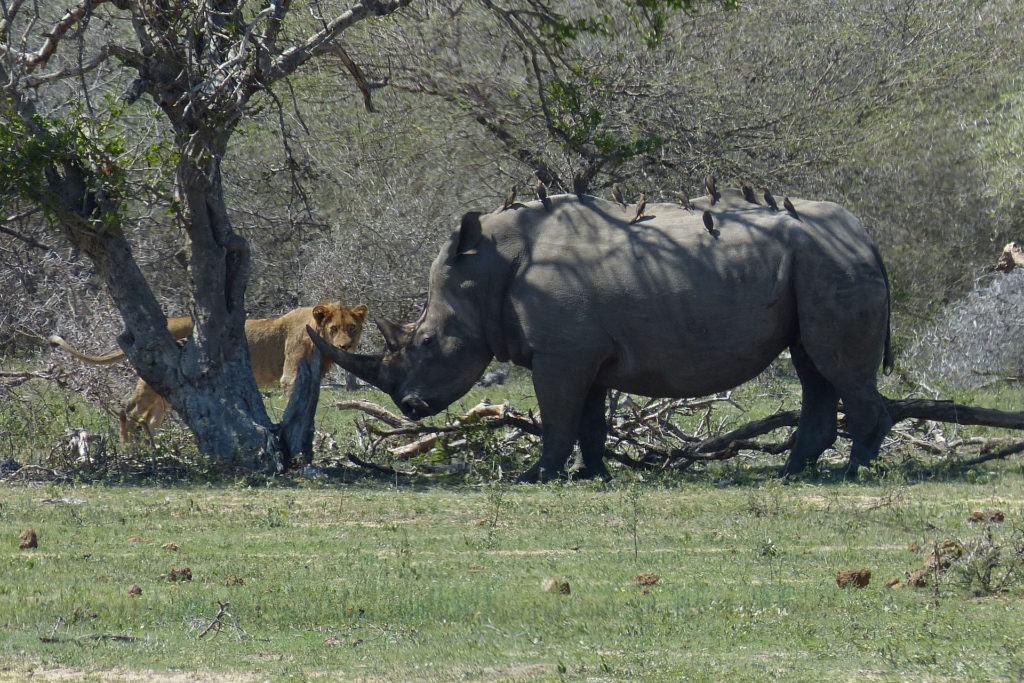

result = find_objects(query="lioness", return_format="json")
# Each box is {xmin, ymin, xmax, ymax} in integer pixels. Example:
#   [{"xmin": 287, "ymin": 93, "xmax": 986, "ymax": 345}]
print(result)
[{"xmin": 49, "ymin": 302, "xmax": 368, "ymax": 441}]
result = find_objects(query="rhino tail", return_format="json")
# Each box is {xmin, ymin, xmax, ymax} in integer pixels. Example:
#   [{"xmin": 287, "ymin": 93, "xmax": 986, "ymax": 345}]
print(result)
[
  {"xmin": 883, "ymin": 314, "xmax": 894, "ymax": 375},
  {"xmin": 875, "ymin": 244, "xmax": 895, "ymax": 375}
]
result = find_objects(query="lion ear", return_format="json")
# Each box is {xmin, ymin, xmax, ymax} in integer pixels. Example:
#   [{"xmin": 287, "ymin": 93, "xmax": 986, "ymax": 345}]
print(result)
[
  {"xmin": 312, "ymin": 305, "xmax": 329, "ymax": 325},
  {"xmin": 351, "ymin": 304, "xmax": 368, "ymax": 322}
]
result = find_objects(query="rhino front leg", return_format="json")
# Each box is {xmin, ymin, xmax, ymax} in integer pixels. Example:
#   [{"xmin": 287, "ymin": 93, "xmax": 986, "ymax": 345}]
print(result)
[
  {"xmin": 573, "ymin": 384, "xmax": 611, "ymax": 481},
  {"xmin": 517, "ymin": 356, "xmax": 597, "ymax": 483}
]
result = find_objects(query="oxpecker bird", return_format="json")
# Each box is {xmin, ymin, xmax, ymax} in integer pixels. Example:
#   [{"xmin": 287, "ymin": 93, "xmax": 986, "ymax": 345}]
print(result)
[
  {"xmin": 612, "ymin": 182, "xmax": 625, "ymax": 207},
  {"xmin": 741, "ymin": 184, "xmax": 757, "ymax": 204},
  {"xmin": 702, "ymin": 210, "xmax": 714, "ymax": 234},
  {"xmin": 630, "ymin": 193, "xmax": 647, "ymax": 224},
  {"xmin": 705, "ymin": 175, "xmax": 720, "ymax": 204},
  {"xmin": 762, "ymin": 186, "xmax": 779, "ymax": 211},
  {"xmin": 501, "ymin": 183, "xmax": 518, "ymax": 211},
  {"xmin": 573, "ymin": 171, "xmax": 587, "ymax": 199},
  {"xmin": 536, "ymin": 178, "xmax": 551, "ymax": 211},
  {"xmin": 783, "ymin": 196, "xmax": 799, "ymax": 218},
  {"xmin": 672, "ymin": 189, "xmax": 691, "ymax": 210}
]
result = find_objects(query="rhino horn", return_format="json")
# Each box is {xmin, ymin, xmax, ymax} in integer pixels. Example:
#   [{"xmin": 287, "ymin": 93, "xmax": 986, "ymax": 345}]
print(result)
[{"xmin": 305, "ymin": 325, "xmax": 394, "ymax": 393}]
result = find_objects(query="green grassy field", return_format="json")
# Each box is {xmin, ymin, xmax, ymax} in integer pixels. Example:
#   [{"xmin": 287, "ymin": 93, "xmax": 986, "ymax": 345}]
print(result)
[
  {"xmin": 2, "ymin": 469, "xmax": 1023, "ymax": 681},
  {"xmin": 2, "ymin": 369, "xmax": 1024, "ymax": 680}
]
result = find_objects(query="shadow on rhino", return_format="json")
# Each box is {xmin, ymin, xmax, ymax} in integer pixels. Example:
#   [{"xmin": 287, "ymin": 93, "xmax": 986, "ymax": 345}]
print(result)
[{"xmin": 309, "ymin": 189, "xmax": 893, "ymax": 482}]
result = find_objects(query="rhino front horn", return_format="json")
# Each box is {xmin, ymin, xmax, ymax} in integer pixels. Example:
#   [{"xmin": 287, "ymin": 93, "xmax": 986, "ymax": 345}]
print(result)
[{"xmin": 305, "ymin": 325, "xmax": 394, "ymax": 393}]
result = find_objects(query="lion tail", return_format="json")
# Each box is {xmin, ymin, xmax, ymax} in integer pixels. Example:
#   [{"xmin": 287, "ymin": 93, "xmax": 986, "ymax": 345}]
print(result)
[{"xmin": 48, "ymin": 334, "xmax": 127, "ymax": 365}]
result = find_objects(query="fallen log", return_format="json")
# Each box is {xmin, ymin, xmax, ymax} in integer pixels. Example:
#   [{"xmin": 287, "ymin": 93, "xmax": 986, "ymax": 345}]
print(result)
[
  {"xmin": 333, "ymin": 395, "xmax": 1024, "ymax": 471},
  {"xmin": 885, "ymin": 398, "xmax": 1024, "ymax": 429}
]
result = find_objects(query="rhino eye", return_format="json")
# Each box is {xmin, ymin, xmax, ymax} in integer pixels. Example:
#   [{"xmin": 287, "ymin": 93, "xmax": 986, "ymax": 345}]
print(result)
[{"xmin": 421, "ymin": 335, "xmax": 433, "ymax": 347}]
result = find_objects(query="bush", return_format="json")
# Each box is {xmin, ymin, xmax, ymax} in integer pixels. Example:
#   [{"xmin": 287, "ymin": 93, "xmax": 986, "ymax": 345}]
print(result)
[{"xmin": 908, "ymin": 270, "xmax": 1024, "ymax": 388}]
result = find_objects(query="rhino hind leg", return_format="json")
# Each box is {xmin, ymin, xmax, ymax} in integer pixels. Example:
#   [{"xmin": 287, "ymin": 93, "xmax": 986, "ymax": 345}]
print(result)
[
  {"xmin": 572, "ymin": 385, "xmax": 612, "ymax": 481},
  {"xmin": 840, "ymin": 393, "xmax": 892, "ymax": 477},
  {"xmin": 780, "ymin": 342, "xmax": 839, "ymax": 477}
]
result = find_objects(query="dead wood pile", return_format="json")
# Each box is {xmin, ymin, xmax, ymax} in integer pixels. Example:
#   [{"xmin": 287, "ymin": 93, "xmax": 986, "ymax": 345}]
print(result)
[{"xmin": 334, "ymin": 392, "xmax": 1024, "ymax": 475}]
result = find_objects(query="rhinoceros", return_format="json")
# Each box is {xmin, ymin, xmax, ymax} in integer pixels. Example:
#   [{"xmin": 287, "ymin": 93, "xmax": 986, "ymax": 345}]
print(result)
[{"xmin": 310, "ymin": 189, "xmax": 894, "ymax": 481}]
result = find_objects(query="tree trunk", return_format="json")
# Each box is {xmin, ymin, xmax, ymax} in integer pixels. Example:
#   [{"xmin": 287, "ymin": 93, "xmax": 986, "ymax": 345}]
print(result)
[{"xmin": 132, "ymin": 136, "xmax": 282, "ymax": 469}]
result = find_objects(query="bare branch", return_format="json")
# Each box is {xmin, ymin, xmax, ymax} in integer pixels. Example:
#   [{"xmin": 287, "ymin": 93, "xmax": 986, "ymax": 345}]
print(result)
[
  {"xmin": 335, "ymin": 398, "xmax": 411, "ymax": 427},
  {"xmin": 324, "ymin": 42, "xmax": 380, "ymax": 112},
  {"xmin": 0, "ymin": 209, "xmax": 49, "ymax": 249},
  {"xmin": 263, "ymin": 0, "xmax": 412, "ymax": 84},
  {"xmin": 23, "ymin": 0, "xmax": 120, "ymax": 72}
]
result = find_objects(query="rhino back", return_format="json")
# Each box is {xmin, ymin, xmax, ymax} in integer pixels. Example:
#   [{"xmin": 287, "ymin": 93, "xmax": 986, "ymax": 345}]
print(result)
[{"xmin": 478, "ymin": 194, "xmax": 884, "ymax": 397}]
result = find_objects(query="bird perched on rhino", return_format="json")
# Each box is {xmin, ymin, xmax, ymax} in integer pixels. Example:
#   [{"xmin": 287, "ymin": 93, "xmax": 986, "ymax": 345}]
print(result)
[
  {"xmin": 705, "ymin": 175, "xmax": 720, "ymax": 204},
  {"xmin": 611, "ymin": 182, "xmax": 625, "ymax": 208},
  {"xmin": 573, "ymin": 171, "xmax": 588, "ymax": 199},
  {"xmin": 672, "ymin": 189, "xmax": 691, "ymax": 210},
  {"xmin": 762, "ymin": 186, "xmax": 779, "ymax": 211},
  {"xmin": 783, "ymin": 196, "xmax": 799, "ymax": 219},
  {"xmin": 702, "ymin": 210, "xmax": 714, "ymax": 234},
  {"xmin": 501, "ymin": 183, "xmax": 518, "ymax": 211},
  {"xmin": 535, "ymin": 178, "xmax": 551, "ymax": 211},
  {"xmin": 630, "ymin": 193, "xmax": 647, "ymax": 224},
  {"xmin": 741, "ymin": 184, "xmax": 758, "ymax": 204}
]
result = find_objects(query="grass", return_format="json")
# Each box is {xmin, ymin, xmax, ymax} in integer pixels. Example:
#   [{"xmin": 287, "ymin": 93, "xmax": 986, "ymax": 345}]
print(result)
[
  {"xmin": 2, "ymin": 471, "xmax": 1024, "ymax": 681},
  {"xmin": 3, "ymin": 365, "xmax": 1024, "ymax": 679}
]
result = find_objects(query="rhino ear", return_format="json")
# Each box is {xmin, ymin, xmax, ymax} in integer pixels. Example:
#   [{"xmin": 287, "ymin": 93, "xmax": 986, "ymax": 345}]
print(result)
[
  {"xmin": 456, "ymin": 212, "xmax": 483, "ymax": 256},
  {"xmin": 377, "ymin": 318, "xmax": 413, "ymax": 352},
  {"xmin": 439, "ymin": 212, "xmax": 483, "ymax": 266}
]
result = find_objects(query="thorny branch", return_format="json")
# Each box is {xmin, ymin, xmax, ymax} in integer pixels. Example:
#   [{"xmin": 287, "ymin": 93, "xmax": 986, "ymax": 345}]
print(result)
[{"xmin": 197, "ymin": 600, "xmax": 244, "ymax": 639}]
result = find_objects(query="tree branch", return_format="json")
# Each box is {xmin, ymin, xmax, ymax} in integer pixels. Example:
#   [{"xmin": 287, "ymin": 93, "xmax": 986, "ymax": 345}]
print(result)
[
  {"xmin": 0, "ymin": 210, "xmax": 50, "ymax": 250},
  {"xmin": 21, "ymin": 0, "xmax": 122, "ymax": 72},
  {"xmin": 263, "ymin": 0, "xmax": 412, "ymax": 84}
]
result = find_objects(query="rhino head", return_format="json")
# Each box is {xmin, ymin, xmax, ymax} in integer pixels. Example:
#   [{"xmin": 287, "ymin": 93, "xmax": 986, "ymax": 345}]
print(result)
[{"xmin": 307, "ymin": 213, "xmax": 495, "ymax": 420}]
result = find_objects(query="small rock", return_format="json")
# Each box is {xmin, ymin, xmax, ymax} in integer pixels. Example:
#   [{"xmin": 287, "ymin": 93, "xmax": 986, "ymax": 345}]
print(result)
[
  {"xmin": 18, "ymin": 529, "xmax": 38, "ymax": 549},
  {"xmin": 128, "ymin": 585, "xmax": 142, "ymax": 596},
  {"xmin": 836, "ymin": 568, "xmax": 871, "ymax": 588},
  {"xmin": 160, "ymin": 543, "xmax": 179, "ymax": 552},
  {"xmin": 541, "ymin": 578, "xmax": 570, "ymax": 594}
]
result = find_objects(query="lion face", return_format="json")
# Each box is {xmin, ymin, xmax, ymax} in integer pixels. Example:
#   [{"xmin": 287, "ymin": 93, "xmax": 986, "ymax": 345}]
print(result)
[{"xmin": 312, "ymin": 302, "xmax": 368, "ymax": 353}]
